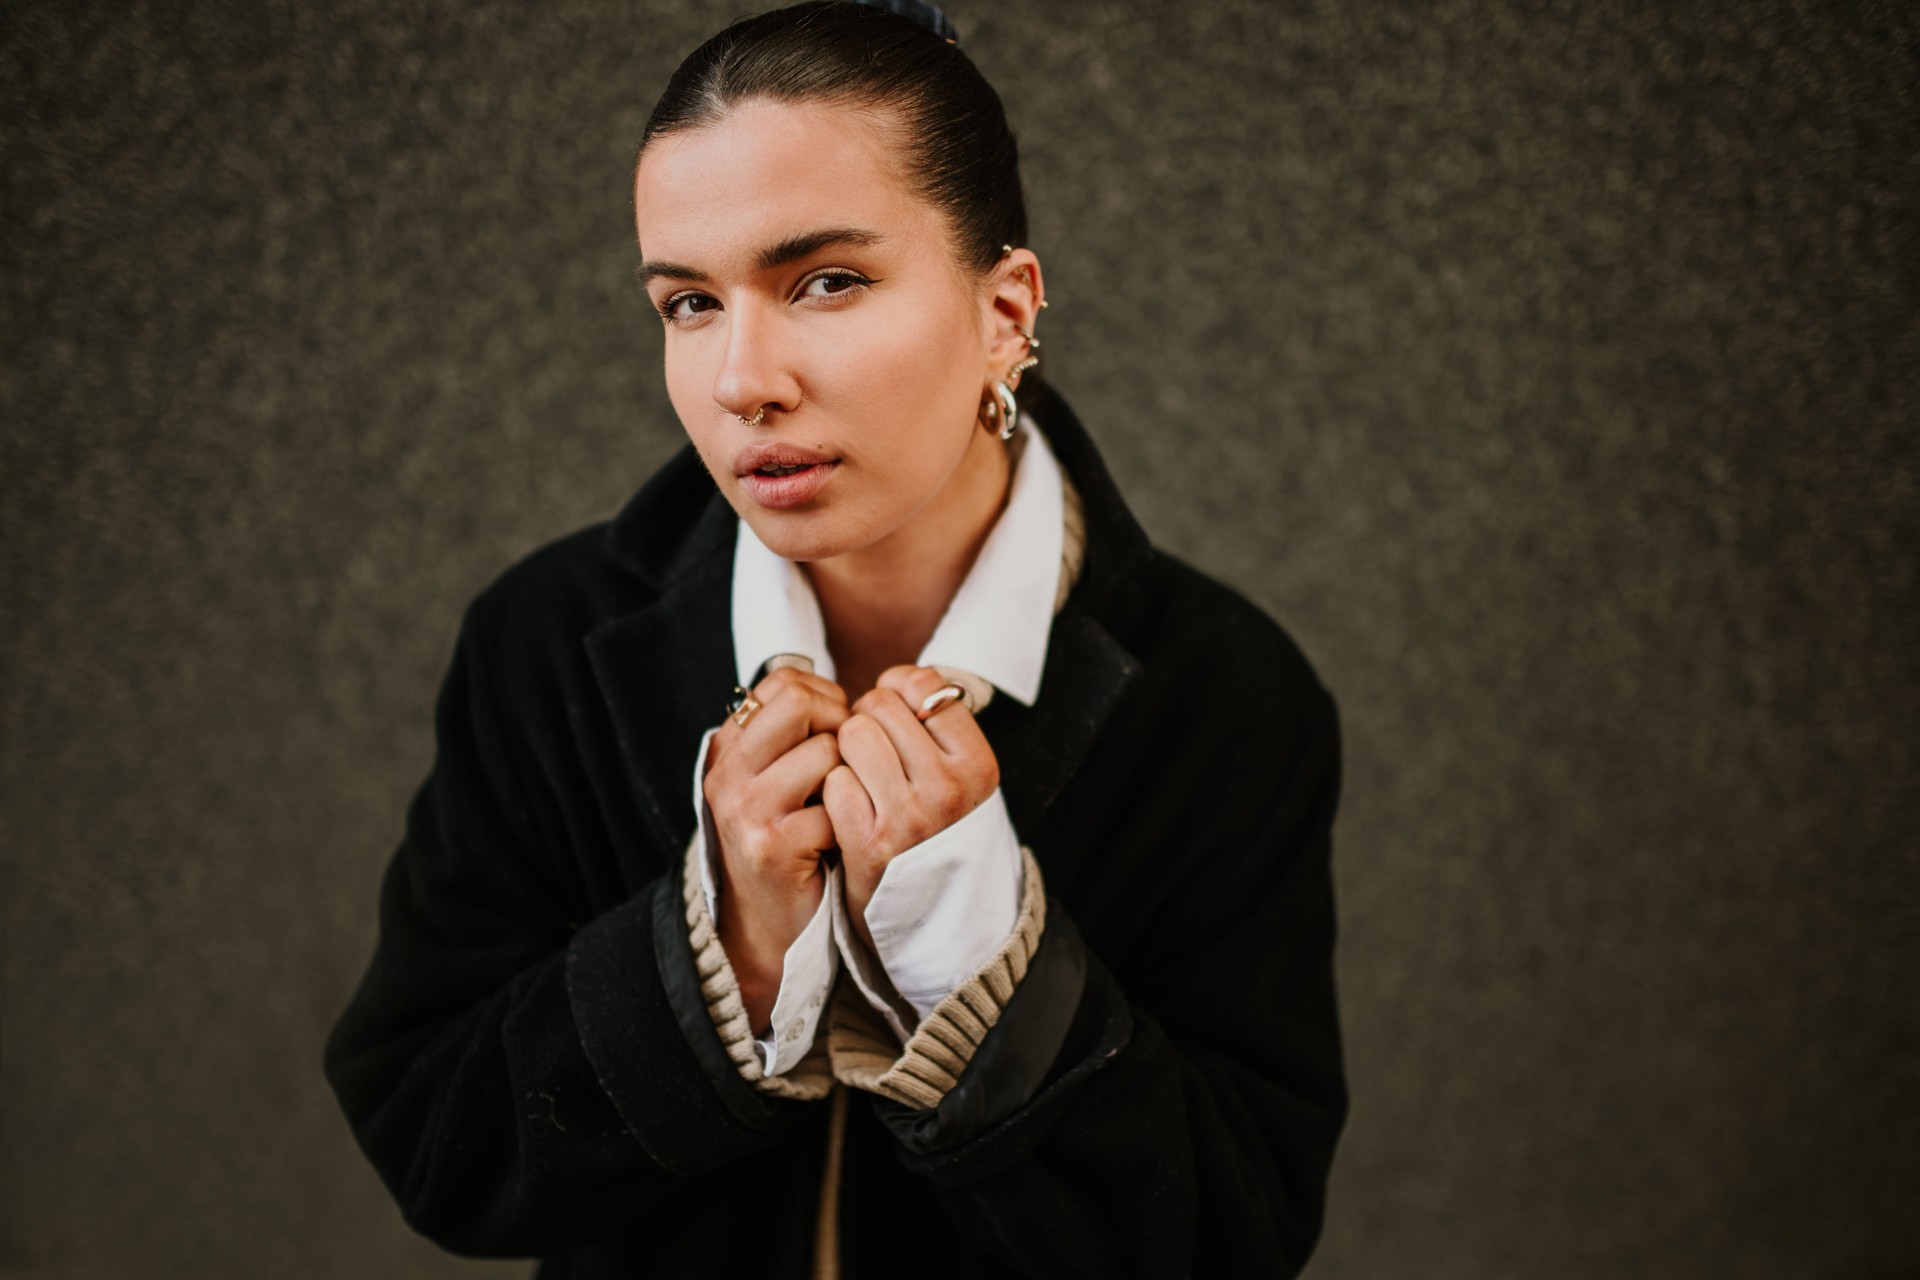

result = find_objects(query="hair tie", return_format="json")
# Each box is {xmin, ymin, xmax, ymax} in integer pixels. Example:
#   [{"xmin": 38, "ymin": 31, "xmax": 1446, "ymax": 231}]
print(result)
[{"xmin": 851, "ymin": 0, "xmax": 960, "ymax": 44}]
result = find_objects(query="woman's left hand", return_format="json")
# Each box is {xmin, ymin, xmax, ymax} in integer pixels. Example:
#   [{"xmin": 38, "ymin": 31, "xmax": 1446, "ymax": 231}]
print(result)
[{"xmin": 823, "ymin": 664, "xmax": 1001, "ymax": 955}]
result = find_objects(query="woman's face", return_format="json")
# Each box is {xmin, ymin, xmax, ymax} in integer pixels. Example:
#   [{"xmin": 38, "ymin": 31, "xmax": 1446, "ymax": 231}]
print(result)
[{"xmin": 634, "ymin": 99, "xmax": 1002, "ymax": 563}]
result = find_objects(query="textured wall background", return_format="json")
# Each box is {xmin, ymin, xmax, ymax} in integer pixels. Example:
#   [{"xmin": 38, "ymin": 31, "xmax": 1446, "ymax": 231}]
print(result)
[{"xmin": 4, "ymin": 1, "xmax": 1915, "ymax": 1276}]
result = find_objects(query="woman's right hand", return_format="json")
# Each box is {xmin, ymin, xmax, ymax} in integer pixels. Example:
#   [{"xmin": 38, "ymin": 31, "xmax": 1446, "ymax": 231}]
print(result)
[{"xmin": 702, "ymin": 666, "xmax": 850, "ymax": 1034}]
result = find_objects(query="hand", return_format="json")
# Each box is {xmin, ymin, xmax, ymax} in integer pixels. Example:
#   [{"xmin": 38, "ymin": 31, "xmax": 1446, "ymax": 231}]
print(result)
[
  {"xmin": 703, "ymin": 666, "xmax": 849, "ymax": 1033},
  {"xmin": 822, "ymin": 665, "xmax": 1002, "ymax": 957}
]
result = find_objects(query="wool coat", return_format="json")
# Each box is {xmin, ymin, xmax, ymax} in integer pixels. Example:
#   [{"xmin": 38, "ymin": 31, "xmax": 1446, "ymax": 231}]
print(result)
[{"xmin": 322, "ymin": 381, "xmax": 1348, "ymax": 1279}]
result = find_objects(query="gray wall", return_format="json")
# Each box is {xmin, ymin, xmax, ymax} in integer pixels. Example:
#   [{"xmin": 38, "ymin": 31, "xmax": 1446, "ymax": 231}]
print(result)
[{"xmin": 4, "ymin": 1, "xmax": 1914, "ymax": 1275}]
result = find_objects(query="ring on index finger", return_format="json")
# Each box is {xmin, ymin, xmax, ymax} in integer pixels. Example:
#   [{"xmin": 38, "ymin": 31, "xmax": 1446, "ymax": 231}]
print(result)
[{"xmin": 726, "ymin": 686, "xmax": 762, "ymax": 729}]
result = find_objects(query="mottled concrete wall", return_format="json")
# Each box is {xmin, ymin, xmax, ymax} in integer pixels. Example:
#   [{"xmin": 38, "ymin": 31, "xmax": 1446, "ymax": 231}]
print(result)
[{"xmin": 3, "ymin": 1, "xmax": 1914, "ymax": 1276}]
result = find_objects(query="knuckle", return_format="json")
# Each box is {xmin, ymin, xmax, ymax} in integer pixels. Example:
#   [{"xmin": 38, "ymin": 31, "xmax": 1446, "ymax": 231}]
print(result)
[
  {"xmin": 757, "ymin": 666, "xmax": 801, "ymax": 699},
  {"xmin": 737, "ymin": 826, "xmax": 777, "ymax": 867},
  {"xmin": 929, "ymin": 777, "xmax": 966, "ymax": 820}
]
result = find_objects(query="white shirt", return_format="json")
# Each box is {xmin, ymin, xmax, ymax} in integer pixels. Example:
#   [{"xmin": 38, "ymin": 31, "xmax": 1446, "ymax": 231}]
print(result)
[{"xmin": 688, "ymin": 412, "xmax": 1066, "ymax": 1070}]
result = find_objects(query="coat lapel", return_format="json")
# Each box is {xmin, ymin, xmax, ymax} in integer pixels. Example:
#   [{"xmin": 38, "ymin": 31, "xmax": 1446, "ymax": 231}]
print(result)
[
  {"xmin": 584, "ymin": 455, "xmax": 739, "ymax": 862},
  {"xmin": 986, "ymin": 382, "xmax": 1153, "ymax": 835},
  {"xmin": 980, "ymin": 605, "xmax": 1141, "ymax": 837},
  {"xmin": 585, "ymin": 382, "xmax": 1153, "ymax": 864}
]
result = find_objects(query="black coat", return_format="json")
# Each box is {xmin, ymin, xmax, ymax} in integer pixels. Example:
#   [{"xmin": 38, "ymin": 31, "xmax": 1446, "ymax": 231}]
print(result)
[{"xmin": 323, "ymin": 382, "xmax": 1348, "ymax": 1279}]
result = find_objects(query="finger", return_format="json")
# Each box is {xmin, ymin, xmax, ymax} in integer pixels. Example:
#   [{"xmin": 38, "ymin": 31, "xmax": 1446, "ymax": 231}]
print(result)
[
  {"xmin": 821, "ymin": 763, "xmax": 874, "ymax": 852},
  {"xmin": 874, "ymin": 664, "xmax": 955, "ymax": 719},
  {"xmin": 853, "ymin": 687, "xmax": 948, "ymax": 785},
  {"xmin": 755, "ymin": 731, "xmax": 842, "ymax": 813},
  {"xmin": 873, "ymin": 665, "xmax": 993, "ymax": 762},
  {"xmin": 774, "ymin": 802, "xmax": 837, "ymax": 856},
  {"xmin": 835, "ymin": 712, "xmax": 912, "ymax": 819},
  {"xmin": 728, "ymin": 681, "xmax": 851, "ymax": 776},
  {"xmin": 716, "ymin": 666, "xmax": 844, "ymax": 747},
  {"xmin": 756, "ymin": 665, "xmax": 849, "ymax": 707}
]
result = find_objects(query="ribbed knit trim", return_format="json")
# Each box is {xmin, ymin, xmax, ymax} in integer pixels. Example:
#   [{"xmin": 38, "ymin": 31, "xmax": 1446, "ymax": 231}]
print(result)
[
  {"xmin": 828, "ymin": 844, "xmax": 1048, "ymax": 1108},
  {"xmin": 681, "ymin": 837, "xmax": 836, "ymax": 1100},
  {"xmin": 1057, "ymin": 459, "xmax": 1086, "ymax": 614}
]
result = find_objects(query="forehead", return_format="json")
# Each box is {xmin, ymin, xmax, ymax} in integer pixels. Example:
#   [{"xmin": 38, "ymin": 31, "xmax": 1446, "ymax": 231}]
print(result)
[{"xmin": 634, "ymin": 99, "xmax": 941, "ymax": 268}]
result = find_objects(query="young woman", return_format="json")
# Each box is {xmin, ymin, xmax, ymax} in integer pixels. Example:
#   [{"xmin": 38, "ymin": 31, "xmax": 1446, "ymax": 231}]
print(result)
[{"xmin": 324, "ymin": 3, "xmax": 1347, "ymax": 1276}]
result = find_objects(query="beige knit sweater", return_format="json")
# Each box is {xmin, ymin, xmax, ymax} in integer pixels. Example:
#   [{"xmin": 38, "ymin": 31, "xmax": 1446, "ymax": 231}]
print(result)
[{"xmin": 680, "ymin": 434, "xmax": 1086, "ymax": 1277}]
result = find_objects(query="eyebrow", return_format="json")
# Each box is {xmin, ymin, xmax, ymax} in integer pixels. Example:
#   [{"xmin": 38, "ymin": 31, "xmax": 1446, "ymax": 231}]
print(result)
[{"xmin": 634, "ymin": 227, "xmax": 886, "ymax": 287}]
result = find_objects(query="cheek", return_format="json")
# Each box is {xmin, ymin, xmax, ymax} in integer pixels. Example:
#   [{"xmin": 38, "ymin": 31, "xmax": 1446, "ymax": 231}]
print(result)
[
  {"xmin": 661, "ymin": 341, "xmax": 726, "ymax": 458},
  {"xmin": 823, "ymin": 295, "xmax": 983, "ymax": 447}
]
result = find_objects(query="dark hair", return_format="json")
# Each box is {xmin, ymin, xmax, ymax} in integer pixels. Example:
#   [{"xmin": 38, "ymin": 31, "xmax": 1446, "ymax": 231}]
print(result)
[{"xmin": 638, "ymin": 1, "xmax": 1027, "ymax": 277}]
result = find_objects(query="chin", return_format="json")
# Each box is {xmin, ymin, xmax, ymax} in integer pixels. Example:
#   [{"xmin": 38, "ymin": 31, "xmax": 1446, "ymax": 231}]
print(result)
[{"xmin": 736, "ymin": 504, "xmax": 867, "ymax": 563}]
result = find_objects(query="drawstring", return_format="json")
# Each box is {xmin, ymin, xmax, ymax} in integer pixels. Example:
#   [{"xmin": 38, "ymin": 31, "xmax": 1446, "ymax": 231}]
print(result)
[{"xmin": 812, "ymin": 1085, "xmax": 849, "ymax": 1278}]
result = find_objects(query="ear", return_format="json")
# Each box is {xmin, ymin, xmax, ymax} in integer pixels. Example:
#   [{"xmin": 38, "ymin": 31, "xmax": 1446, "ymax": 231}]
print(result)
[{"xmin": 980, "ymin": 247, "xmax": 1045, "ymax": 382}]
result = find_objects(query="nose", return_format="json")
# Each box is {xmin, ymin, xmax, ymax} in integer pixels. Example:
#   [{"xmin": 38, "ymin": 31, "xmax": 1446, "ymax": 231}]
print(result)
[{"xmin": 711, "ymin": 302, "xmax": 801, "ymax": 425}]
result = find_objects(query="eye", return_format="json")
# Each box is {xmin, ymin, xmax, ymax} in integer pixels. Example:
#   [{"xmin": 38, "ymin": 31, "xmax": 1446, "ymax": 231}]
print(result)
[
  {"xmin": 796, "ymin": 269, "xmax": 873, "ymax": 302},
  {"xmin": 657, "ymin": 291, "xmax": 719, "ymax": 325}
]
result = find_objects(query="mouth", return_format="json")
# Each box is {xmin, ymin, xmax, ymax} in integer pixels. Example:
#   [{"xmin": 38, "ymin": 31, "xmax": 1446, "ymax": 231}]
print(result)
[{"xmin": 738, "ymin": 459, "xmax": 839, "ymax": 510}]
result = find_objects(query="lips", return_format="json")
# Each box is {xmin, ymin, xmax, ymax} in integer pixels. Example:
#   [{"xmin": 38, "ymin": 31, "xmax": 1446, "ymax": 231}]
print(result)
[
  {"xmin": 733, "ymin": 441, "xmax": 841, "ymax": 510},
  {"xmin": 733, "ymin": 441, "xmax": 840, "ymax": 477}
]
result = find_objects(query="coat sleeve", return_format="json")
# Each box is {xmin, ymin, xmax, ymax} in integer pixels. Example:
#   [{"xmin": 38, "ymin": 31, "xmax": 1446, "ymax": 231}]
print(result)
[
  {"xmin": 863, "ymin": 673, "xmax": 1348, "ymax": 1279},
  {"xmin": 321, "ymin": 596, "xmax": 816, "ymax": 1257}
]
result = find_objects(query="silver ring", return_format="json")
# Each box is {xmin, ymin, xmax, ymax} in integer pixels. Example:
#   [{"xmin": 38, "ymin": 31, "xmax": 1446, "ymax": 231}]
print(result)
[{"xmin": 918, "ymin": 684, "xmax": 965, "ymax": 719}]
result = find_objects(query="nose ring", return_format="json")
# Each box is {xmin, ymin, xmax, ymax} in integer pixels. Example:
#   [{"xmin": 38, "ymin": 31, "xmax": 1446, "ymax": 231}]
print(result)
[{"xmin": 738, "ymin": 407, "xmax": 767, "ymax": 428}]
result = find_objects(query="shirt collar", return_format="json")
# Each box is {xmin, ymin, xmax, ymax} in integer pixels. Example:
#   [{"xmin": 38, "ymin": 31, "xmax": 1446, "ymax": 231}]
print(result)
[{"xmin": 729, "ymin": 411, "xmax": 1066, "ymax": 706}]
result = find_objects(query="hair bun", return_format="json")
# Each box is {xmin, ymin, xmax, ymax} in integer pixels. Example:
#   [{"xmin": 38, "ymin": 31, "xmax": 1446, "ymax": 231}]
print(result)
[{"xmin": 852, "ymin": 0, "xmax": 960, "ymax": 44}]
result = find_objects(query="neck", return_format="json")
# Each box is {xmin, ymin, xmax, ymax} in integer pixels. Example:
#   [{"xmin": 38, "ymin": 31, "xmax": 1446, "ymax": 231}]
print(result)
[{"xmin": 804, "ymin": 425, "xmax": 1011, "ymax": 699}]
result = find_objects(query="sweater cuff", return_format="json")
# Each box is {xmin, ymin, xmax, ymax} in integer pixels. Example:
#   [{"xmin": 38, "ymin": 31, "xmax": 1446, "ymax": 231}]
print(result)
[
  {"xmin": 680, "ymin": 837, "xmax": 835, "ymax": 1101},
  {"xmin": 828, "ymin": 844, "xmax": 1048, "ymax": 1108}
]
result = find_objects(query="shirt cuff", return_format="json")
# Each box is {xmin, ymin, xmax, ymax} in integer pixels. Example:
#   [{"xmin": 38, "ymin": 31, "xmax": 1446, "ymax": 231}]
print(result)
[
  {"xmin": 841, "ymin": 786, "xmax": 1025, "ymax": 1037},
  {"xmin": 755, "ymin": 872, "xmax": 838, "ymax": 1075},
  {"xmin": 691, "ymin": 726, "xmax": 724, "ymax": 925}
]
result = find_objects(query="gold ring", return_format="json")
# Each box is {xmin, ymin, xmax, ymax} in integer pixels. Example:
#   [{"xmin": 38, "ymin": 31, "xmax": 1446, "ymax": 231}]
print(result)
[{"xmin": 727, "ymin": 686, "xmax": 762, "ymax": 728}]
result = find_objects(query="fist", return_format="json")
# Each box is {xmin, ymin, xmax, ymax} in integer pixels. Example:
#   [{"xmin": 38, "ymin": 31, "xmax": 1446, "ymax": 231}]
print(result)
[
  {"xmin": 821, "ymin": 665, "xmax": 1001, "ymax": 953},
  {"xmin": 702, "ymin": 666, "xmax": 850, "ymax": 1027}
]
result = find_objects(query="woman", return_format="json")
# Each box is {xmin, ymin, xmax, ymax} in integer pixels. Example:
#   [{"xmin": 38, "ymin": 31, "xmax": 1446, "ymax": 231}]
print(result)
[{"xmin": 323, "ymin": 3, "xmax": 1347, "ymax": 1276}]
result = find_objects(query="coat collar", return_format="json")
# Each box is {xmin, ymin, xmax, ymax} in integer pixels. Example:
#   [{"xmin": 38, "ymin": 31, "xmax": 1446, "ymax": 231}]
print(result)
[{"xmin": 585, "ymin": 382, "xmax": 1150, "ymax": 859}]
